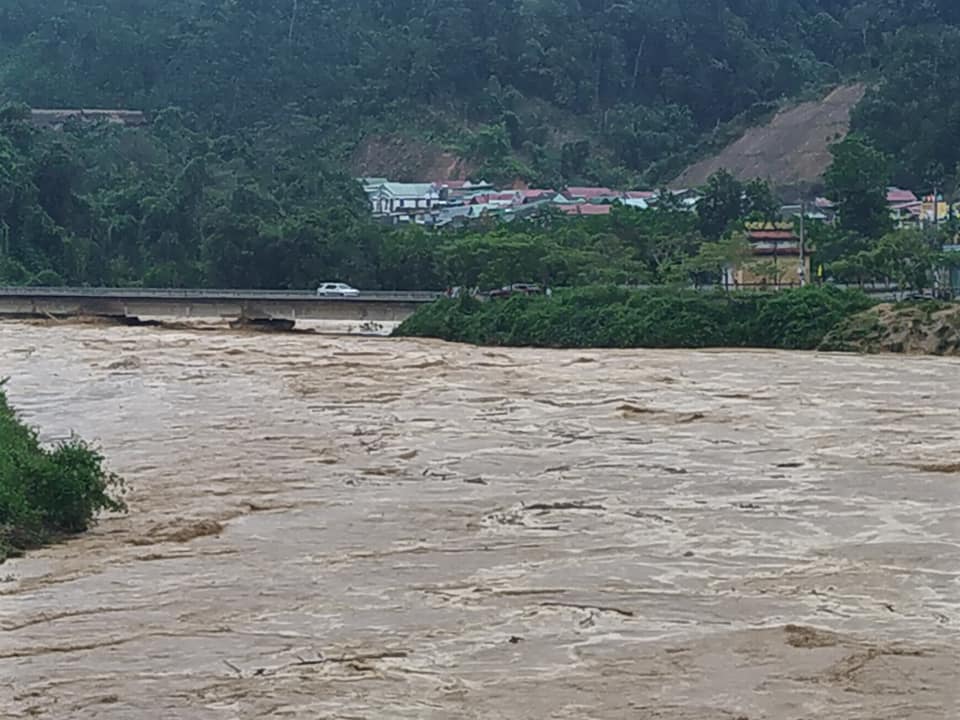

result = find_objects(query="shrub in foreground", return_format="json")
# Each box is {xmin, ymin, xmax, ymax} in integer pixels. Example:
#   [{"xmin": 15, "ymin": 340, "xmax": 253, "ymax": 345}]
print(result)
[{"xmin": 0, "ymin": 383, "xmax": 125, "ymax": 561}]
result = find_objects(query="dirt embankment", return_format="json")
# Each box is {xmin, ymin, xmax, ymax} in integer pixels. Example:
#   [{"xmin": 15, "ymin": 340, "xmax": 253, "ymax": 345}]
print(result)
[
  {"xmin": 674, "ymin": 84, "xmax": 866, "ymax": 192},
  {"xmin": 821, "ymin": 303, "xmax": 960, "ymax": 355},
  {"xmin": 351, "ymin": 134, "xmax": 474, "ymax": 181}
]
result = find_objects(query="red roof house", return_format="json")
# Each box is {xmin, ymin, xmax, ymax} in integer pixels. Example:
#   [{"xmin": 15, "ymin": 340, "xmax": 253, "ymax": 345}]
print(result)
[
  {"xmin": 563, "ymin": 187, "xmax": 618, "ymax": 202},
  {"xmin": 558, "ymin": 203, "xmax": 613, "ymax": 216},
  {"xmin": 886, "ymin": 187, "xmax": 919, "ymax": 205}
]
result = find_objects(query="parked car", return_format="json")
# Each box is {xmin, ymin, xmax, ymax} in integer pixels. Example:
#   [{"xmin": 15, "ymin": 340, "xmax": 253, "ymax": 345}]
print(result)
[
  {"xmin": 316, "ymin": 282, "xmax": 360, "ymax": 297},
  {"xmin": 488, "ymin": 283, "xmax": 543, "ymax": 299}
]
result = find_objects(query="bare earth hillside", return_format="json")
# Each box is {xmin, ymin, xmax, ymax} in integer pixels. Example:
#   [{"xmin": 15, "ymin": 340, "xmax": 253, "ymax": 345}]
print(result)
[
  {"xmin": 674, "ymin": 84, "xmax": 866, "ymax": 192},
  {"xmin": 351, "ymin": 134, "xmax": 474, "ymax": 182}
]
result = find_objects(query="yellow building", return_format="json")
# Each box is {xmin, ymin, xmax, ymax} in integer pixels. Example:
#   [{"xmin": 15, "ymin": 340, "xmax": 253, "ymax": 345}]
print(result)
[
  {"xmin": 723, "ymin": 222, "xmax": 811, "ymax": 288},
  {"xmin": 921, "ymin": 195, "xmax": 950, "ymax": 224}
]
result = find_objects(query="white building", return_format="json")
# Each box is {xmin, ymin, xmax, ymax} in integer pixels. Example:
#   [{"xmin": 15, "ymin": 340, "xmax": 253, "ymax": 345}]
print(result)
[{"xmin": 364, "ymin": 182, "xmax": 442, "ymax": 216}]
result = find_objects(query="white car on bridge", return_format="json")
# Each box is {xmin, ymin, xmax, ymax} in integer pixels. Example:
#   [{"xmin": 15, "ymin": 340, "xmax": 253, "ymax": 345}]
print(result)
[{"xmin": 316, "ymin": 282, "xmax": 360, "ymax": 297}]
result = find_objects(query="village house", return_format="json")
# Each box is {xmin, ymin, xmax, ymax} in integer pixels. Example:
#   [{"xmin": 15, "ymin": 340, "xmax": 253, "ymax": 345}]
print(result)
[
  {"xmin": 417, "ymin": 204, "xmax": 473, "ymax": 228},
  {"xmin": 561, "ymin": 187, "xmax": 619, "ymax": 203},
  {"xmin": 436, "ymin": 179, "xmax": 495, "ymax": 202},
  {"xmin": 622, "ymin": 190, "xmax": 655, "ymax": 209},
  {"xmin": 359, "ymin": 177, "xmax": 388, "ymax": 191},
  {"xmin": 814, "ymin": 197, "xmax": 837, "ymax": 216},
  {"xmin": 516, "ymin": 188, "xmax": 555, "ymax": 204},
  {"xmin": 887, "ymin": 187, "xmax": 922, "ymax": 228},
  {"xmin": 920, "ymin": 193, "xmax": 950, "ymax": 225},
  {"xmin": 666, "ymin": 188, "xmax": 702, "ymax": 210},
  {"xmin": 358, "ymin": 177, "xmax": 698, "ymax": 225},
  {"xmin": 363, "ymin": 181, "xmax": 443, "ymax": 217},
  {"xmin": 780, "ymin": 197, "xmax": 835, "ymax": 224},
  {"xmin": 550, "ymin": 187, "xmax": 667, "ymax": 214},
  {"xmin": 780, "ymin": 204, "xmax": 828, "ymax": 222},
  {"xmin": 469, "ymin": 192, "xmax": 521, "ymax": 208},
  {"xmin": 558, "ymin": 203, "xmax": 613, "ymax": 216},
  {"xmin": 723, "ymin": 221, "xmax": 810, "ymax": 288}
]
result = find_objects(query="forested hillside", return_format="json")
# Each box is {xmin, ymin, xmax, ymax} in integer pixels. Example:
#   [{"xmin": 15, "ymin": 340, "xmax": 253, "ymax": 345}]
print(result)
[
  {"xmin": 1, "ymin": 1, "xmax": 959, "ymax": 287},
  {"xmin": 2, "ymin": 1, "xmax": 959, "ymax": 185}
]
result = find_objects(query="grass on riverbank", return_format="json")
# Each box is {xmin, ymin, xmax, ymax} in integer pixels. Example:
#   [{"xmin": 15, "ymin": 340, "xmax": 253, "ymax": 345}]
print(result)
[
  {"xmin": 394, "ymin": 285, "xmax": 876, "ymax": 350},
  {"xmin": 0, "ymin": 383, "xmax": 125, "ymax": 562}
]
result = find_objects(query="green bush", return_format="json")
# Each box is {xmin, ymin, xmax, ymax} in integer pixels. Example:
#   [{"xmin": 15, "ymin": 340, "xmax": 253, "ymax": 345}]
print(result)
[
  {"xmin": 0, "ymin": 383, "xmax": 125, "ymax": 561},
  {"xmin": 395, "ymin": 285, "xmax": 876, "ymax": 350},
  {"xmin": 749, "ymin": 285, "xmax": 874, "ymax": 349}
]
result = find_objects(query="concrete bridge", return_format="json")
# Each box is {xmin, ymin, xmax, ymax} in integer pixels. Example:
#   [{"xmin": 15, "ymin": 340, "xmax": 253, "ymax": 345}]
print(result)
[{"xmin": 0, "ymin": 287, "xmax": 441, "ymax": 328}]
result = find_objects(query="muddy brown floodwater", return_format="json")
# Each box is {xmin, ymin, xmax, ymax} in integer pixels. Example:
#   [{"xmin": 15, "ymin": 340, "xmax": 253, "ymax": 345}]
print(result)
[{"xmin": 1, "ymin": 322, "xmax": 959, "ymax": 719}]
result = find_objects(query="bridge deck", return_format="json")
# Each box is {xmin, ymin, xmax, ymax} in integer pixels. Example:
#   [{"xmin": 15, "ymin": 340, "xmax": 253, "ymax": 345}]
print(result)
[
  {"xmin": 0, "ymin": 287, "xmax": 441, "ymax": 302},
  {"xmin": 0, "ymin": 287, "xmax": 440, "ymax": 324}
]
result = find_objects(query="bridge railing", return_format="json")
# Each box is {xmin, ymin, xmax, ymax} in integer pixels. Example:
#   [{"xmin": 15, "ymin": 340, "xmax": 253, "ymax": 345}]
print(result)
[
  {"xmin": 0, "ymin": 286, "xmax": 442, "ymax": 302},
  {"xmin": 0, "ymin": 284, "xmax": 952, "ymax": 302}
]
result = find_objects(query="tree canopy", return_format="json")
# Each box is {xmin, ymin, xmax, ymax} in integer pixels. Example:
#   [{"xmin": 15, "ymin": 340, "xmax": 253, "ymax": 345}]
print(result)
[
  {"xmin": 823, "ymin": 135, "xmax": 893, "ymax": 240},
  {"xmin": 1, "ymin": 0, "xmax": 958, "ymax": 186}
]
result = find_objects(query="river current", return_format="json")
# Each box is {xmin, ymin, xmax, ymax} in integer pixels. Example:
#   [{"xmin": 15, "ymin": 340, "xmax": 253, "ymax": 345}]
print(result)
[{"xmin": 1, "ymin": 321, "xmax": 958, "ymax": 718}]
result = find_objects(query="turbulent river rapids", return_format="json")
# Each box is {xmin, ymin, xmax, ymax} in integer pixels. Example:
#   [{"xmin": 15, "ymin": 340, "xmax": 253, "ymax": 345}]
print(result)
[{"xmin": 1, "ymin": 321, "xmax": 958, "ymax": 719}]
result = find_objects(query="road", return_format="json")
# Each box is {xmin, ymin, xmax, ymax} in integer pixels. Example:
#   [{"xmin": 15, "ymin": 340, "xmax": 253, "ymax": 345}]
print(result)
[
  {"xmin": 0, "ymin": 286, "xmax": 442, "ymax": 302},
  {"xmin": 0, "ymin": 284, "xmax": 941, "ymax": 321}
]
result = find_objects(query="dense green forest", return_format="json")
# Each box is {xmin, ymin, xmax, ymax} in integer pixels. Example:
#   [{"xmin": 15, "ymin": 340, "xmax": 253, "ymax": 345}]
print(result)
[
  {"xmin": 1, "ymin": 1, "xmax": 959, "ymax": 287},
  {"xmin": 2, "ymin": 0, "xmax": 960, "ymax": 184}
]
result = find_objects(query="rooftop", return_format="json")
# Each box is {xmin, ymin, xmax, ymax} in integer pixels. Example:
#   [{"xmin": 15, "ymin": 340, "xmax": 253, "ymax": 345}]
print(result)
[
  {"xmin": 564, "ymin": 187, "xmax": 617, "ymax": 200},
  {"xmin": 558, "ymin": 204, "xmax": 613, "ymax": 216},
  {"xmin": 887, "ymin": 187, "xmax": 918, "ymax": 204},
  {"xmin": 517, "ymin": 189, "xmax": 555, "ymax": 202},
  {"xmin": 371, "ymin": 182, "xmax": 439, "ymax": 197},
  {"xmin": 748, "ymin": 230, "xmax": 799, "ymax": 240}
]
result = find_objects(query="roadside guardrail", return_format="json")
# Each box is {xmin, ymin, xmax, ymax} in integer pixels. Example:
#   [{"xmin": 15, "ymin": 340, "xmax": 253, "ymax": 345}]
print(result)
[{"xmin": 0, "ymin": 287, "xmax": 443, "ymax": 302}]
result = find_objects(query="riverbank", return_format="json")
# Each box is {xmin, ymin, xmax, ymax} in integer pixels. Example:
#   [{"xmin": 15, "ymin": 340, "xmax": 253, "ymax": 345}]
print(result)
[
  {"xmin": 821, "ymin": 301, "xmax": 960, "ymax": 354},
  {"xmin": 394, "ymin": 286, "xmax": 876, "ymax": 350},
  {"xmin": 0, "ymin": 385, "xmax": 125, "ymax": 562}
]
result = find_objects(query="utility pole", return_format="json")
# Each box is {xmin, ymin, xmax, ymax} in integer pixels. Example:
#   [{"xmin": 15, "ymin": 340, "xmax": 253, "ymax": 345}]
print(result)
[{"xmin": 798, "ymin": 199, "xmax": 806, "ymax": 287}]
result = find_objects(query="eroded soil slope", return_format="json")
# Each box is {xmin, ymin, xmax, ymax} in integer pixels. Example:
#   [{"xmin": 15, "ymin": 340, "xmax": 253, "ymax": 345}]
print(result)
[
  {"xmin": 350, "ymin": 134, "xmax": 474, "ymax": 182},
  {"xmin": 675, "ymin": 84, "xmax": 866, "ymax": 191},
  {"xmin": 821, "ymin": 302, "xmax": 960, "ymax": 355}
]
